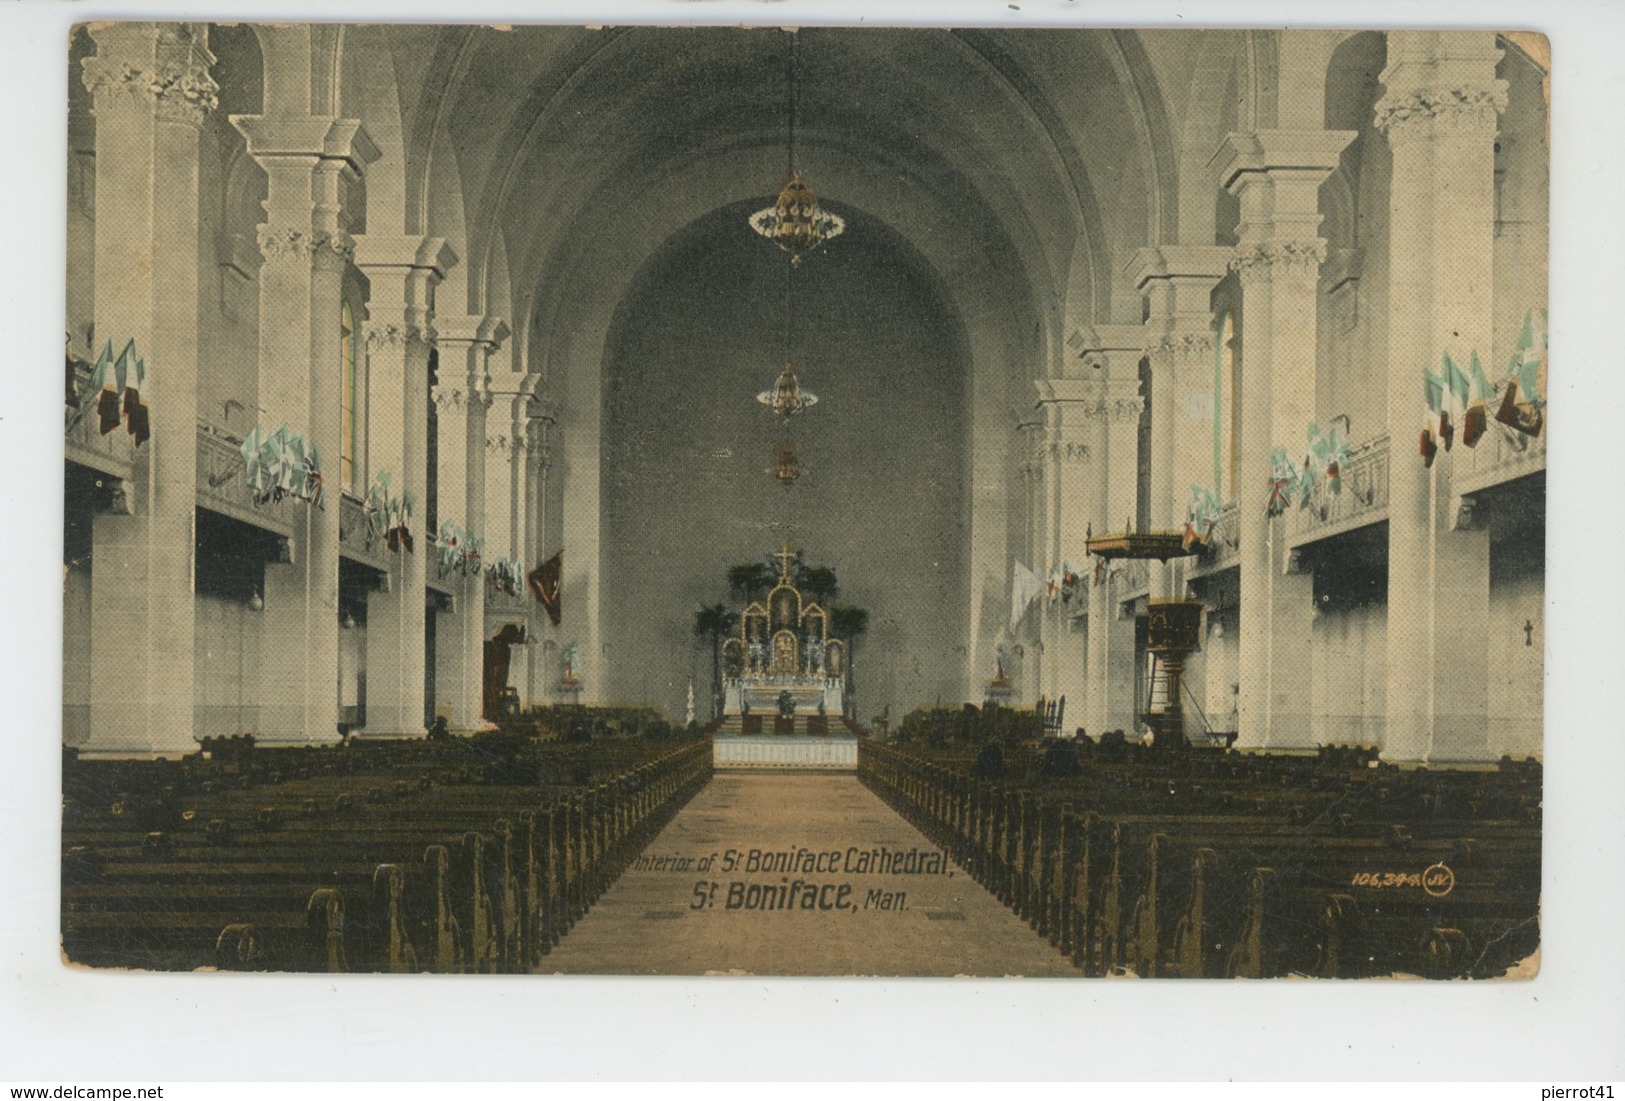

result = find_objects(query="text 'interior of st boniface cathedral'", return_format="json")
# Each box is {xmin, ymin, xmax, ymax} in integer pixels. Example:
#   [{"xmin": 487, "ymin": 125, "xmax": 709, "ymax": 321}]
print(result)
[{"xmin": 64, "ymin": 25, "xmax": 1546, "ymax": 765}]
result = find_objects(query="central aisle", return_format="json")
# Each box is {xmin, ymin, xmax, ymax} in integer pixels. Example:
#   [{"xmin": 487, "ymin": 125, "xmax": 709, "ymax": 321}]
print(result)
[{"xmin": 543, "ymin": 771, "xmax": 1080, "ymax": 976}]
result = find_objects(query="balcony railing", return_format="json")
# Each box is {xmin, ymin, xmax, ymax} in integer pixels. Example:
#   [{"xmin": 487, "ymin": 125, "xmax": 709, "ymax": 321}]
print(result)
[
  {"xmin": 485, "ymin": 581, "xmax": 529, "ymax": 621},
  {"xmin": 1190, "ymin": 503, "xmax": 1241, "ymax": 575},
  {"xmin": 1287, "ymin": 433, "xmax": 1390, "ymax": 547},
  {"xmin": 338, "ymin": 492, "xmax": 393, "ymax": 570},
  {"xmin": 196, "ymin": 422, "xmax": 297, "ymax": 537},
  {"xmin": 1450, "ymin": 421, "xmax": 1546, "ymax": 496},
  {"xmin": 1112, "ymin": 558, "xmax": 1151, "ymax": 599}
]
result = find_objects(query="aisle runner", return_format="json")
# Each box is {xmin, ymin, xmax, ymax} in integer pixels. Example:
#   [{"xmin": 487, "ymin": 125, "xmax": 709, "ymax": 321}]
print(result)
[{"xmin": 542, "ymin": 773, "xmax": 1079, "ymax": 976}]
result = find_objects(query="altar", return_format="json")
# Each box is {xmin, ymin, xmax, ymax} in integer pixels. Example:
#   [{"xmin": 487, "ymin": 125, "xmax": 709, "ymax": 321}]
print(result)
[
  {"xmin": 720, "ymin": 547, "xmax": 848, "ymax": 720},
  {"xmin": 712, "ymin": 546, "xmax": 856, "ymax": 770},
  {"xmin": 725, "ymin": 678, "xmax": 844, "ymax": 718}
]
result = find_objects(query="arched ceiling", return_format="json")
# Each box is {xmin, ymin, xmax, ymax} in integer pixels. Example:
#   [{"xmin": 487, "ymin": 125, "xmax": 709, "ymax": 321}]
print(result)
[{"xmin": 375, "ymin": 25, "xmax": 1177, "ymax": 351}]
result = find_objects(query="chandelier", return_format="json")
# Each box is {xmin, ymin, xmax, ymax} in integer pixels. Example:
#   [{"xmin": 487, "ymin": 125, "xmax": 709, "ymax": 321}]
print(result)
[
  {"xmin": 770, "ymin": 442, "xmax": 801, "ymax": 486},
  {"xmin": 748, "ymin": 32, "xmax": 843, "ymax": 265},
  {"xmin": 749, "ymin": 174, "xmax": 845, "ymax": 265},
  {"xmin": 757, "ymin": 361, "xmax": 818, "ymax": 418}
]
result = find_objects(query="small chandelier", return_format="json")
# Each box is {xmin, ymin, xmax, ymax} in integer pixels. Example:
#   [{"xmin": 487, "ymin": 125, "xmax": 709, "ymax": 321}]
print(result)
[
  {"xmin": 750, "ymin": 173, "xmax": 845, "ymax": 265},
  {"xmin": 770, "ymin": 442, "xmax": 801, "ymax": 486},
  {"xmin": 748, "ymin": 32, "xmax": 843, "ymax": 266},
  {"xmin": 757, "ymin": 361, "xmax": 818, "ymax": 419}
]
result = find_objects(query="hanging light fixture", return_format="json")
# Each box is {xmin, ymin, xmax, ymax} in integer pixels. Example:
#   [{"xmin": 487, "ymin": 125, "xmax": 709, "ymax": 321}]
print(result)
[
  {"xmin": 749, "ymin": 32, "xmax": 844, "ymax": 265},
  {"xmin": 757, "ymin": 361, "xmax": 818, "ymax": 418},
  {"xmin": 770, "ymin": 442, "xmax": 801, "ymax": 486}
]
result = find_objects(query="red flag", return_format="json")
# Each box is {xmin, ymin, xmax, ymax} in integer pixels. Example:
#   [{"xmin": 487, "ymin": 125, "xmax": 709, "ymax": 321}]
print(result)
[
  {"xmin": 527, "ymin": 551, "xmax": 562, "ymax": 627},
  {"xmin": 1419, "ymin": 429, "xmax": 1437, "ymax": 467},
  {"xmin": 1461, "ymin": 403, "xmax": 1487, "ymax": 449}
]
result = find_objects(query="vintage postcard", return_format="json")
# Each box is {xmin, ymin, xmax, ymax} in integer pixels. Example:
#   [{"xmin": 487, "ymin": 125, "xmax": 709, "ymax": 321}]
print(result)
[{"xmin": 61, "ymin": 22, "xmax": 1546, "ymax": 979}]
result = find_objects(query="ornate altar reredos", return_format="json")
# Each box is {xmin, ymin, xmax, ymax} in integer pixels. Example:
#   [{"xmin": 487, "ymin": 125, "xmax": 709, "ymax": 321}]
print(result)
[{"xmin": 721, "ymin": 548, "xmax": 846, "ymax": 717}]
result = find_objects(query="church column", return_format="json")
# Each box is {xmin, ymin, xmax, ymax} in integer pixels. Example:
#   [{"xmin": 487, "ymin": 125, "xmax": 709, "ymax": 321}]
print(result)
[
  {"xmin": 434, "ymin": 317, "xmax": 510, "ymax": 729},
  {"xmin": 356, "ymin": 236, "xmax": 455, "ymax": 738},
  {"xmin": 1376, "ymin": 33, "xmax": 1505, "ymax": 762},
  {"xmin": 1014, "ymin": 414, "xmax": 1045, "ymax": 698},
  {"xmin": 81, "ymin": 24, "xmax": 215, "ymax": 756},
  {"xmin": 1128, "ymin": 247, "xmax": 1232, "ymax": 597},
  {"xmin": 1074, "ymin": 327, "xmax": 1146, "ymax": 738},
  {"xmin": 1214, "ymin": 129, "xmax": 1355, "ymax": 750},
  {"xmin": 524, "ymin": 398, "xmax": 557, "ymax": 705},
  {"xmin": 1033, "ymin": 380, "xmax": 1101, "ymax": 732},
  {"xmin": 232, "ymin": 114, "xmax": 378, "ymax": 746}
]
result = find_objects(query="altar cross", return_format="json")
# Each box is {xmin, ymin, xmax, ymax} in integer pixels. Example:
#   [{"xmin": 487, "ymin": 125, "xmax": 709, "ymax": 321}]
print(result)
[{"xmin": 774, "ymin": 543, "xmax": 800, "ymax": 581}]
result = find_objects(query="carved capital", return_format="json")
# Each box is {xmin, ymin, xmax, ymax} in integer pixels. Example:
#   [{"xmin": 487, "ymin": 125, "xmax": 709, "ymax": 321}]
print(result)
[
  {"xmin": 1146, "ymin": 331, "xmax": 1217, "ymax": 365},
  {"xmin": 1110, "ymin": 396, "xmax": 1145, "ymax": 423},
  {"xmin": 1374, "ymin": 84, "xmax": 1508, "ymax": 142},
  {"xmin": 431, "ymin": 385, "xmax": 465, "ymax": 412},
  {"xmin": 1230, "ymin": 239, "xmax": 1328, "ymax": 284},
  {"xmin": 486, "ymin": 434, "xmax": 512, "ymax": 455},
  {"xmin": 82, "ymin": 51, "xmax": 219, "ymax": 126},
  {"xmin": 256, "ymin": 225, "xmax": 355, "ymax": 267},
  {"xmin": 1044, "ymin": 440, "xmax": 1091, "ymax": 465}
]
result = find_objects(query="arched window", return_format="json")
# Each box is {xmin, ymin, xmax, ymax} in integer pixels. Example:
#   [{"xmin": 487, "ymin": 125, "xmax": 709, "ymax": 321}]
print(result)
[
  {"xmin": 340, "ymin": 300, "xmax": 358, "ymax": 490},
  {"xmin": 1213, "ymin": 312, "xmax": 1239, "ymax": 497}
]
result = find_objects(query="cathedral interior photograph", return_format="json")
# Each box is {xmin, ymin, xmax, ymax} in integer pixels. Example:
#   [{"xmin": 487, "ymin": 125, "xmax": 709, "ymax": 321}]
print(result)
[{"xmin": 60, "ymin": 22, "xmax": 1547, "ymax": 979}]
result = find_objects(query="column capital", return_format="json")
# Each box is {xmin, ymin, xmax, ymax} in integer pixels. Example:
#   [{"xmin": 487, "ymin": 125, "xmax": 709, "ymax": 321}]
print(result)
[
  {"xmin": 255, "ymin": 224, "xmax": 355, "ymax": 266},
  {"xmin": 1124, "ymin": 245, "xmax": 1233, "ymax": 292},
  {"xmin": 230, "ymin": 114, "xmax": 380, "ymax": 172},
  {"xmin": 357, "ymin": 236, "xmax": 457, "ymax": 342},
  {"xmin": 1230, "ymin": 239, "xmax": 1329, "ymax": 284},
  {"xmin": 1374, "ymin": 85, "xmax": 1508, "ymax": 143},
  {"xmin": 1066, "ymin": 323, "xmax": 1147, "ymax": 373},
  {"xmin": 363, "ymin": 320, "xmax": 433, "ymax": 353},
  {"xmin": 1376, "ymin": 31, "xmax": 1508, "ymax": 144},
  {"xmin": 528, "ymin": 391, "xmax": 560, "ymax": 425},
  {"xmin": 1211, "ymin": 129, "xmax": 1357, "ymax": 193},
  {"xmin": 436, "ymin": 315, "xmax": 512, "ymax": 350},
  {"xmin": 354, "ymin": 234, "xmax": 459, "ymax": 276},
  {"xmin": 82, "ymin": 23, "xmax": 219, "ymax": 127}
]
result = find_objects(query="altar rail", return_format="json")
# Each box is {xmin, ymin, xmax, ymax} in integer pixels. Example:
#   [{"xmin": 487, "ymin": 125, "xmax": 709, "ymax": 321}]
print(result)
[{"xmin": 713, "ymin": 736, "xmax": 858, "ymax": 772}]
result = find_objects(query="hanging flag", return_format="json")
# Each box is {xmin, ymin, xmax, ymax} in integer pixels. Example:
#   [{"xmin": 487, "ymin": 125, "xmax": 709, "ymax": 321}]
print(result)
[
  {"xmin": 395, "ymin": 492, "xmax": 416, "ymax": 553},
  {"xmin": 1463, "ymin": 352, "xmax": 1494, "ymax": 448},
  {"xmin": 528, "ymin": 551, "xmax": 563, "ymax": 626},
  {"xmin": 97, "ymin": 340, "xmax": 127, "ymax": 436},
  {"xmin": 239, "ymin": 424, "xmax": 265, "ymax": 499},
  {"xmin": 65, "ymin": 338, "xmax": 84, "ymax": 409},
  {"xmin": 123, "ymin": 347, "xmax": 150, "ymax": 447},
  {"xmin": 1009, "ymin": 560, "xmax": 1044, "ymax": 630},
  {"xmin": 1184, "ymin": 484, "xmax": 1224, "ymax": 550},
  {"xmin": 1266, "ymin": 447, "xmax": 1299, "ymax": 517},
  {"xmin": 1307, "ymin": 422, "xmax": 1351, "ymax": 496},
  {"xmin": 1509, "ymin": 308, "xmax": 1547, "ymax": 408},
  {"xmin": 1421, "ymin": 366, "xmax": 1445, "ymax": 465},
  {"xmin": 1060, "ymin": 563, "xmax": 1081, "ymax": 604}
]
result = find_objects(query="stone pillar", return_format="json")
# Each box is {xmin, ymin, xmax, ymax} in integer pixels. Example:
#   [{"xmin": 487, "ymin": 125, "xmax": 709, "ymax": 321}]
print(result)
[
  {"xmin": 524, "ymin": 399, "xmax": 557, "ymax": 706},
  {"xmin": 1214, "ymin": 129, "xmax": 1355, "ymax": 750},
  {"xmin": 434, "ymin": 317, "xmax": 510, "ymax": 728},
  {"xmin": 1072, "ymin": 327, "xmax": 1146, "ymax": 738},
  {"xmin": 1127, "ymin": 247, "xmax": 1232, "ymax": 598},
  {"xmin": 1014, "ymin": 413, "xmax": 1045, "ymax": 699},
  {"xmin": 356, "ymin": 236, "xmax": 455, "ymax": 738},
  {"xmin": 232, "ymin": 113, "xmax": 377, "ymax": 746},
  {"xmin": 1376, "ymin": 33, "xmax": 1505, "ymax": 762},
  {"xmin": 1032, "ymin": 379, "xmax": 1103, "ymax": 731},
  {"xmin": 80, "ymin": 24, "xmax": 216, "ymax": 757}
]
